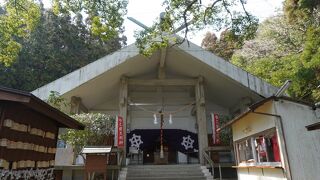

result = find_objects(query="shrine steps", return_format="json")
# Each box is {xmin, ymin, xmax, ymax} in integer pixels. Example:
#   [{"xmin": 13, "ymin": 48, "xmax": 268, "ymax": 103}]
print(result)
[{"xmin": 120, "ymin": 164, "xmax": 214, "ymax": 180}]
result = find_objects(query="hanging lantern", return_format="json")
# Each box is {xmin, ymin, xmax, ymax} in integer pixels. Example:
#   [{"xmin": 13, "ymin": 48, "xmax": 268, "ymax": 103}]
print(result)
[
  {"xmin": 153, "ymin": 114, "xmax": 158, "ymax": 124},
  {"xmin": 169, "ymin": 114, "xmax": 173, "ymax": 124}
]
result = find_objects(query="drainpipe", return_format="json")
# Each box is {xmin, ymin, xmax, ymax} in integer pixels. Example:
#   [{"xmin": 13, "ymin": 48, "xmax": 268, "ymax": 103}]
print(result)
[{"xmin": 251, "ymin": 110, "xmax": 292, "ymax": 180}]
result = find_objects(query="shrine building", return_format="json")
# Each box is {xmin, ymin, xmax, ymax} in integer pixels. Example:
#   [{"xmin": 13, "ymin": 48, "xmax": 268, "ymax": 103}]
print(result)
[{"xmin": 32, "ymin": 40, "xmax": 278, "ymax": 167}]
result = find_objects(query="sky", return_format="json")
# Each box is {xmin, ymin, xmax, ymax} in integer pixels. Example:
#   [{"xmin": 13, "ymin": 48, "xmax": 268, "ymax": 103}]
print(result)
[
  {"xmin": 124, "ymin": 0, "xmax": 284, "ymax": 45},
  {"xmin": 0, "ymin": 0, "xmax": 284, "ymax": 45}
]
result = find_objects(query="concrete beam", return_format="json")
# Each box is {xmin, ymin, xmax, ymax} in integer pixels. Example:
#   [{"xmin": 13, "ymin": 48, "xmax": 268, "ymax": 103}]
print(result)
[
  {"xmin": 158, "ymin": 48, "xmax": 167, "ymax": 79},
  {"xmin": 128, "ymin": 78, "xmax": 197, "ymax": 86},
  {"xmin": 70, "ymin": 96, "xmax": 88, "ymax": 114}
]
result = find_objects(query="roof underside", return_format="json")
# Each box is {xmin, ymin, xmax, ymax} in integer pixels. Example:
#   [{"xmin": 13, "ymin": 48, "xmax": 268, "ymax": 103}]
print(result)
[{"xmin": 32, "ymin": 41, "xmax": 278, "ymax": 110}]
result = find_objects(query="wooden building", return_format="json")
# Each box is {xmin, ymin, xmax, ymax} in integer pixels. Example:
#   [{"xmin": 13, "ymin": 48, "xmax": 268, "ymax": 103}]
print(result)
[
  {"xmin": 0, "ymin": 86, "xmax": 84, "ymax": 179},
  {"xmin": 220, "ymin": 96, "xmax": 320, "ymax": 180}
]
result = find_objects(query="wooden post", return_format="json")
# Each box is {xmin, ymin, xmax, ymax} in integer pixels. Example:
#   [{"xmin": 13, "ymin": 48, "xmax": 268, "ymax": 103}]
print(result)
[
  {"xmin": 119, "ymin": 76, "xmax": 128, "ymax": 164},
  {"xmin": 195, "ymin": 76, "xmax": 208, "ymax": 164}
]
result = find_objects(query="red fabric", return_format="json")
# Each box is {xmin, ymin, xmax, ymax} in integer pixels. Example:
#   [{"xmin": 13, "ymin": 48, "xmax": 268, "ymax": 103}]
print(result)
[{"xmin": 272, "ymin": 135, "xmax": 281, "ymax": 162}]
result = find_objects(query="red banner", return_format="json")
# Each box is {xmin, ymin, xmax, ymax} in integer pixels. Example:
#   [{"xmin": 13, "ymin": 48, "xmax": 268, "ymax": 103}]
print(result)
[
  {"xmin": 117, "ymin": 116, "xmax": 124, "ymax": 148},
  {"xmin": 212, "ymin": 113, "xmax": 221, "ymax": 145}
]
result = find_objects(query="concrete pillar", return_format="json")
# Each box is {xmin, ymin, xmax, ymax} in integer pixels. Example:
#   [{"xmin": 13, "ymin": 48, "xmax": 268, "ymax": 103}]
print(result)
[
  {"xmin": 195, "ymin": 76, "xmax": 208, "ymax": 164},
  {"xmin": 119, "ymin": 76, "xmax": 128, "ymax": 164},
  {"xmin": 70, "ymin": 96, "xmax": 88, "ymax": 114}
]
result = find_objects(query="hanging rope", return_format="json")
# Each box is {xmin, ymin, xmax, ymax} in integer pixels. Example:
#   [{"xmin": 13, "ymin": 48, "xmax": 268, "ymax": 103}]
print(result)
[{"xmin": 129, "ymin": 100, "xmax": 196, "ymax": 116}]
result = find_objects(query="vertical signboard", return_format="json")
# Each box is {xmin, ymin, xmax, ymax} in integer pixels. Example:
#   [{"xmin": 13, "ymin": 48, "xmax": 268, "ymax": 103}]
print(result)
[
  {"xmin": 211, "ymin": 113, "xmax": 221, "ymax": 145},
  {"xmin": 117, "ymin": 116, "xmax": 124, "ymax": 148}
]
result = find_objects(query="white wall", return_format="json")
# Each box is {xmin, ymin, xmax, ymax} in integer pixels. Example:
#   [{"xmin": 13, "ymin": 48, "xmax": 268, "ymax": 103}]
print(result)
[
  {"xmin": 275, "ymin": 100, "xmax": 320, "ymax": 180},
  {"xmin": 232, "ymin": 102, "xmax": 276, "ymax": 141}
]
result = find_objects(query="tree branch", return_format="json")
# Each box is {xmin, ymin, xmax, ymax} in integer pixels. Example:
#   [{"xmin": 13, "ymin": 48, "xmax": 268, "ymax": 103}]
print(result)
[{"xmin": 203, "ymin": 0, "xmax": 222, "ymax": 25}]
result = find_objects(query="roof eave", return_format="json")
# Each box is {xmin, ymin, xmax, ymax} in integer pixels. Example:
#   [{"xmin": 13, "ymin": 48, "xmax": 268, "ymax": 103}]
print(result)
[{"xmin": 0, "ymin": 86, "xmax": 84, "ymax": 130}]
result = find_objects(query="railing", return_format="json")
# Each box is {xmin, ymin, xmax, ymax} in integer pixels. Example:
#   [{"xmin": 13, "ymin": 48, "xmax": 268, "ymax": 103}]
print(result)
[
  {"xmin": 203, "ymin": 146, "xmax": 235, "ymax": 180},
  {"xmin": 203, "ymin": 150, "xmax": 215, "ymax": 178}
]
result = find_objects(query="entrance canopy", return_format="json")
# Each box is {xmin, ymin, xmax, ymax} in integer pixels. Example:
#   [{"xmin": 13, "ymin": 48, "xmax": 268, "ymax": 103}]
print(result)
[{"xmin": 32, "ymin": 40, "xmax": 278, "ymax": 111}]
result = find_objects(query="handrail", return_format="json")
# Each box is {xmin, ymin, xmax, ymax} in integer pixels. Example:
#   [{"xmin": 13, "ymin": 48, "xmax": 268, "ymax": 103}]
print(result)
[{"xmin": 203, "ymin": 150, "xmax": 214, "ymax": 177}]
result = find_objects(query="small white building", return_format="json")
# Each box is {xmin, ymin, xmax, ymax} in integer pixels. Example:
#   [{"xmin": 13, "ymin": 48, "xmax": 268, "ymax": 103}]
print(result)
[{"xmin": 220, "ymin": 96, "xmax": 320, "ymax": 180}]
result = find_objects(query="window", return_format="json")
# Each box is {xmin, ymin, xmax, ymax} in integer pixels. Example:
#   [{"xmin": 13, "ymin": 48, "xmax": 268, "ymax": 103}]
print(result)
[{"xmin": 235, "ymin": 128, "xmax": 281, "ymax": 167}]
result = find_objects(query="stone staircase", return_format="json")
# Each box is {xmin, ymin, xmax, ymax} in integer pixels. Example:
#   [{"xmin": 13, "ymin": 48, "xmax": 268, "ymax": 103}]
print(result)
[{"xmin": 119, "ymin": 164, "xmax": 213, "ymax": 180}]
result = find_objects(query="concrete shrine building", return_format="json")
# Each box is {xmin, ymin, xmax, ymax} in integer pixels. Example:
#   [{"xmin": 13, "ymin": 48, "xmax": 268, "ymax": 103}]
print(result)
[
  {"xmin": 32, "ymin": 40, "xmax": 277, "ymax": 161},
  {"xmin": 31, "ymin": 39, "xmax": 320, "ymax": 180}
]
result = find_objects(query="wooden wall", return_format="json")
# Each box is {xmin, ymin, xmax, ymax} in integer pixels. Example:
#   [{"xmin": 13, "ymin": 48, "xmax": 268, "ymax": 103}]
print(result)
[{"xmin": 0, "ymin": 102, "xmax": 58, "ymax": 169}]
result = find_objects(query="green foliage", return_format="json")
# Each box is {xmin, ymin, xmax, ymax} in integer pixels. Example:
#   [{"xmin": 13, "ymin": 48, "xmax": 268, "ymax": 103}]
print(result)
[
  {"xmin": 0, "ymin": 7, "xmax": 125, "ymax": 91},
  {"xmin": 46, "ymin": 91, "xmax": 69, "ymax": 112},
  {"xmin": 232, "ymin": 12, "xmax": 320, "ymax": 103},
  {"xmin": 284, "ymin": 0, "xmax": 320, "ymax": 22},
  {"xmin": 218, "ymin": 115, "xmax": 232, "ymax": 145},
  {"xmin": 0, "ymin": 0, "xmax": 127, "ymax": 67},
  {"xmin": 201, "ymin": 16, "xmax": 258, "ymax": 61},
  {"xmin": 46, "ymin": 91, "xmax": 115, "ymax": 156},
  {"xmin": 57, "ymin": 0, "xmax": 127, "ymax": 41},
  {"xmin": 60, "ymin": 113, "xmax": 115, "ymax": 156},
  {"xmin": 0, "ymin": 0, "xmax": 41, "ymax": 66},
  {"xmin": 135, "ymin": 0, "xmax": 258, "ymax": 57}
]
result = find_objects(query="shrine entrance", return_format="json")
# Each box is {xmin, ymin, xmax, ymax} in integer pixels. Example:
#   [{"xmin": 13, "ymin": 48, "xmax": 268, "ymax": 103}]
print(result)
[
  {"xmin": 127, "ymin": 129, "xmax": 199, "ymax": 165},
  {"xmin": 142, "ymin": 136, "xmax": 177, "ymax": 164},
  {"xmin": 125, "ymin": 82, "xmax": 203, "ymax": 165}
]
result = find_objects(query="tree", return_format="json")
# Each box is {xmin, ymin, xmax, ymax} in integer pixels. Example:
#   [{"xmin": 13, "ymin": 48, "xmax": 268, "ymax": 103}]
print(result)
[
  {"xmin": 0, "ymin": 0, "xmax": 40, "ymax": 66},
  {"xmin": 232, "ymin": 13, "xmax": 320, "ymax": 103},
  {"xmin": 201, "ymin": 18, "xmax": 258, "ymax": 61},
  {"xmin": 0, "ymin": 0, "xmax": 127, "ymax": 66},
  {"xmin": 46, "ymin": 91, "xmax": 115, "ymax": 159},
  {"xmin": 284, "ymin": 0, "xmax": 320, "ymax": 23},
  {"xmin": 201, "ymin": 31, "xmax": 236, "ymax": 60},
  {"xmin": 0, "ymin": 7, "xmax": 125, "ymax": 91},
  {"xmin": 135, "ymin": 0, "xmax": 258, "ymax": 56},
  {"xmin": 60, "ymin": 113, "xmax": 115, "ymax": 158}
]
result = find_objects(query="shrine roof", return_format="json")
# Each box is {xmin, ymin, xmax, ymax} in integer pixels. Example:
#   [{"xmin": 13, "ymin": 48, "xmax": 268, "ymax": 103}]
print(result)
[
  {"xmin": 0, "ymin": 86, "xmax": 84, "ymax": 130},
  {"xmin": 31, "ymin": 39, "xmax": 279, "ymax": 109}
]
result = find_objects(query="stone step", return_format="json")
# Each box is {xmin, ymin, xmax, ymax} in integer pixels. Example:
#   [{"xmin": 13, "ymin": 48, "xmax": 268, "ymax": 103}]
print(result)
[
  {"xmin": 128, "ymin": 164, "xmax": 202, "ymax": 169},
  {"xmin": 127, "ymin": 168, "xmax": 203, "ymax": 172},
  {"xmin": 126, "ymin": 176, "xmax": 207, "ymax": 180},
  {"xmin": 127, "ymin": 171, "xmax": 204, "ymax": 177},
  {"xmin": 124, "ymin": 164, "xmax": 213, "ymax": 180}
]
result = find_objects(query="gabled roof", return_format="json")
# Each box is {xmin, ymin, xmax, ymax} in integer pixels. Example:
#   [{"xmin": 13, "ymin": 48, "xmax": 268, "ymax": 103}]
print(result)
[
  {"xmin": 0, "ymin": 86, "xmax": 84, "ymax": 130},
  {"xmin": 31, "ymin": 40, "xmax": 278, "ymax": 109}
]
